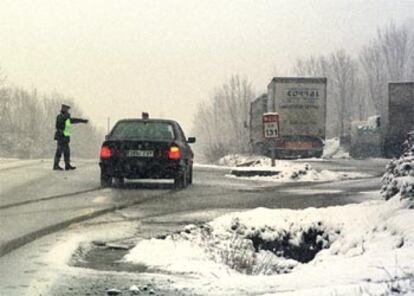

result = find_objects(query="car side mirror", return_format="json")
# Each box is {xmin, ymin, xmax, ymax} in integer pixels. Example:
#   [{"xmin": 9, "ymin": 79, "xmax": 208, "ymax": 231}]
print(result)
[{"xmin": 187, "ymin": 137, "xmax": 196, "ymax": 144}]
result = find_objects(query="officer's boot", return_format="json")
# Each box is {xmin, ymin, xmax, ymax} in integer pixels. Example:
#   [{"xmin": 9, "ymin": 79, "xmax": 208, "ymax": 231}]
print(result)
[
  {"xmin": 53, "ymin": 164, "xmax": 64, "ymax": 170},
  {"xmin": 64, "ymin": 148, "xmax": 76, "ymax": 170},
  {"xmin": 53, "ymin": 156, "xmax": 63, "ymax": 171},
  {"xmin": 65, "ymin": 163, "xmax": 76, "ymax": 170}
]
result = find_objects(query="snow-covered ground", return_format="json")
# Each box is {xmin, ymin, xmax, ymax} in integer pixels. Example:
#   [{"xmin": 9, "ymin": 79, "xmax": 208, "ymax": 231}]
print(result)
[
  {"xmin": 123, "ymin": 194, "xmax": 414, "ymax": 295},
  {"xmin": 208, "ymin": 154, "xmax": 371, "ymax": 183},
  {"xmin": 0, "ymin": 158, "xmax": 44, "ymax": 170},
  {"xmin": 119, "ymin": 144, "xmax": 414, "ymax": 295}
]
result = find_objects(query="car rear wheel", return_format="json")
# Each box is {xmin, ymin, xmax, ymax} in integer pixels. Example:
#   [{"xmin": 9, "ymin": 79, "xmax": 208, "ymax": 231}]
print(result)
[
  {"xmin": 174, "ymin": 166, "xmax": 188, "ymax": 189},
  {"xmin": 113, "ymin": 177, "xmax": 125, "ymax": 188},
  {"xmin": 100, "ymin": 172, "xmax": 112, "ymax": 188},
  {"xmin": 187, "ymin": 165, "xmax": 193, "ymax": 185}
]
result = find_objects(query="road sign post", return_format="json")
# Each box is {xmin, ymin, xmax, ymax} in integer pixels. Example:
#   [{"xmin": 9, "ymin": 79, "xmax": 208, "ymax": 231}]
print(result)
[{"xmin": 263, "ymin": 113, "xmax": 280, "ymax": 167}]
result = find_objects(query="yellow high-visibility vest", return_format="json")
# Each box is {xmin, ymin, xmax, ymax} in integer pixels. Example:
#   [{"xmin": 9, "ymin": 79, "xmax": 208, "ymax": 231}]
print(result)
[{"xmin": 63, "ymin": 118, "xmax": 71, "ymax": 137}]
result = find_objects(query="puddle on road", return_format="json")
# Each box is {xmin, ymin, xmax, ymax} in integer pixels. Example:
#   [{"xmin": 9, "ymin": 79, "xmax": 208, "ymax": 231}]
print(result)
[
  {"xmin": 69, "ymin": 220, "xmax": 188, "ymax": 273},
  {"xmin": 70, "ymin": 242, "xmax": 148, "ymax": 273}
]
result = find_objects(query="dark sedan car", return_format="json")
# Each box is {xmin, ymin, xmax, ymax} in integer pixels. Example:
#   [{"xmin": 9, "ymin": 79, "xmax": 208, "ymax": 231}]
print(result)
[{"xmin": 99, "ymin": 116, "xmax": 195, "ymax": 188}]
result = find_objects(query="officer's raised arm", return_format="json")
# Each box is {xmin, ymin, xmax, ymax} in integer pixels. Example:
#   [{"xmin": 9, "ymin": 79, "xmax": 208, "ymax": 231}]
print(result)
[{"xmin": 70, "ymin": 117, "xmax": 89, "ymax": 124}]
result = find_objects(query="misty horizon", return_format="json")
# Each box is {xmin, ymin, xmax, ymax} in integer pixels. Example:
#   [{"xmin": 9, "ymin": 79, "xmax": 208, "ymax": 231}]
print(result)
[{"xmin": 0, "ymin": 0, "xmax": 413, "ymax": 132}]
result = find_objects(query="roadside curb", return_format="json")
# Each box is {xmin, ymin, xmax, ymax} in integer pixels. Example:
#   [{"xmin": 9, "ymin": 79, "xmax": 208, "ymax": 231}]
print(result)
[
  {"xmin": 0, "ymin": 187, "xmax": 102, "ymax": 210},
  {"xmin": 0, "ymin": 205, "xmax": 117, "ymax": 257}
]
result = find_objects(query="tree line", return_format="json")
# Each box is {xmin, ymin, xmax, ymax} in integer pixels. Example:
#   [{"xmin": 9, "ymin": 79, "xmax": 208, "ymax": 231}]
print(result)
[
  {"xmin": 192, "ymin": 75, "xmax": 255, "ymax": 162},
  {"xmin": 193, "ymin": 21, "xmax": 414, "ymax": 162},
  {"xmin": 0, "ymin": 78, "xmax": 103, "ymax": 159},
  {"xmin": 293, "ymin": 21, "xmax": 414, "ymax": 137}
]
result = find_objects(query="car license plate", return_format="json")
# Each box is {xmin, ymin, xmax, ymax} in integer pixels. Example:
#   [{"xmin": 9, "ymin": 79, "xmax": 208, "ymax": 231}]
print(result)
[{"xmin": 127, "ymin": 150, "xmax": 154, "ymax": 157}]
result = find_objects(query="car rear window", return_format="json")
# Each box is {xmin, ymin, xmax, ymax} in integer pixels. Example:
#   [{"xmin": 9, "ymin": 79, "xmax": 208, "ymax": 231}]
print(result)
[{"xmin": 110, "ymin": 121, "xmax": 175, "ymax": 140}]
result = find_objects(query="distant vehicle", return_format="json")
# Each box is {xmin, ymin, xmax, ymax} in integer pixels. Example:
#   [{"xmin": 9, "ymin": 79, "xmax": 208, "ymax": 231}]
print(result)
[
  {"xmin": 250, "ymin": 77, "xmax": 327, "ymax": 159},
  {"xmin": 350, "ymin": 115, "xmax": 383, "ymax": 159},
  {"xmin": 99, "ymin": 114, "xmax": 195, "ymax": 188},
  {"xmin": 384, "ymin": 82, "xmax": 414, "ymax": 158}
]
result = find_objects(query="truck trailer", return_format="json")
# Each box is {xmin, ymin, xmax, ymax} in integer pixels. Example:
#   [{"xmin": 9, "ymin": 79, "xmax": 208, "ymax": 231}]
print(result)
[
  {"xmin": 384, "ymin": 82, "xmax": 414, "ymax": 157},
  {"xmin": 249, "ymin": 94, "xmax": 268, "ymax": 155},
  {"xmin": 250, "ymin": 77, "xmax": 327, "ymax": 159}
]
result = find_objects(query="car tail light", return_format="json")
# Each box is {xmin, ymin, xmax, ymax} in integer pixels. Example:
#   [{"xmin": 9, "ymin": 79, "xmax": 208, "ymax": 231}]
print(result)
[
  {"xmin": 100, "ymin": 146, "xmax": 112, "ymax": 159},
  {"xmin": 168, "ymin": 145, "xmax": 181, "ymax": 160}
]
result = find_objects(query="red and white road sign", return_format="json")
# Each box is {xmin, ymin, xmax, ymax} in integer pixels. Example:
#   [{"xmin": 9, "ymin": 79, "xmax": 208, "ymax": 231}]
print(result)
[{"xmin": 263, "ymin": 112, "xmax": 279, "ymax": 139}]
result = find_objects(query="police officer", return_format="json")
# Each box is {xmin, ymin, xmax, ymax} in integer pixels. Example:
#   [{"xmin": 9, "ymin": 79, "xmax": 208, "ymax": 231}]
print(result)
[{"xmin": 53, "ymin": 104, "xmax": 88, "ymax": 170}]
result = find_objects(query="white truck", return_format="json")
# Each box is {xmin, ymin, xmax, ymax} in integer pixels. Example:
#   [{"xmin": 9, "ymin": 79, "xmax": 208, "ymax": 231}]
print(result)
[{"xmin": 250, "ymin": 77, "xmax": 327, "ymax": 158}]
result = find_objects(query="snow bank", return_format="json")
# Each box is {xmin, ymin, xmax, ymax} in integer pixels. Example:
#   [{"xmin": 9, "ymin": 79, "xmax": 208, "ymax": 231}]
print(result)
[
  {"xmin": 216, "ymin": 138, "xmax": 351, "ymax": 165},
  {"xmin": 216, "ymin": 154, "xmax": 369, "ymax": 182},
  {"xmin": 381, "ymin": 143, "xmax": 414, "ymax": 200},
  {"xmin": 123, "ymin": 196, "xmax": 414, "ymax": 295},
  {"xmin": 217, "ymin": 154, "xmax": 264, "ymax": 167},
  {"xmin": 323, "ymin": 138, "xmax": 349, "ymax": 159}
]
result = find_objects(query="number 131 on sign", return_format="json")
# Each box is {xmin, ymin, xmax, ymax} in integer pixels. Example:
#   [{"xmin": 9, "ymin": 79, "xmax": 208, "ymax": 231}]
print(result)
[{"xmin": 263, "ymin": 113, "xmax": 279, "ymax": 139}]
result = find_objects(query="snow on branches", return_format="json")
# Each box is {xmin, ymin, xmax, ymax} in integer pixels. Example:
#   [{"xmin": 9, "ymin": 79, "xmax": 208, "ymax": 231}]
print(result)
[{"xmin": 381, "ymin": 135, "xmax": 414, "ymax": 200}]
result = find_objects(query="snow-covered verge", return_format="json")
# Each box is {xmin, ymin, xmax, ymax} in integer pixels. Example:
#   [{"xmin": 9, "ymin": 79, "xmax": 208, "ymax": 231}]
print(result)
[
  {"xmin": 123, "ymin": 195, "xmax": 414, "ymax": 295},
  {"xmin": 214, "ymin": 154, "xmax": 370, "ymax": 182},
  {"xmin": 382, "ymin": 148, "xmax": 414, "ymax": 201}
]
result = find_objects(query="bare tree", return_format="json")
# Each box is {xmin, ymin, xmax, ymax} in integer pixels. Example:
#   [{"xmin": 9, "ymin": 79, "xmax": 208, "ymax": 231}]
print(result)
[
  {"xmin": 0, "ymin": 84, "xmax": 103, "ymax": 159},
  {"xmin": 358, "ymin": 21, "xmax": 414, "ymax": 128},
  {"xmin": 378, "ymin": 22, "xmax": 412, "ymax": 81},
  {"xmin": 293, "ymin": 55, "xmax": 328, "ymax": 77},
  {"xmin": 359, "ymin": 41, "xmax": 387, "ymax": 119},
  {"xmin": 291, "ymin": 21, "xmax": 414, "ymax": 139},
  {"xmin": 329, "ymin": 49, "xmax": 360, "ymax": 136},
  {"xmin": 192, "ymin": 75, "xmax": 255, "ymax": 162},
  {"xmin": 0, "ymin": 68, "xmax": 5, "ymax": 87}
]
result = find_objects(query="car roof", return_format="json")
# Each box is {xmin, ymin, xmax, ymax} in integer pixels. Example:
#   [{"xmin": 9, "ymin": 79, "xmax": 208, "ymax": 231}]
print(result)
[{"xmin": 115, "ymin": 118, "xmax": 179, "ymax": 125}]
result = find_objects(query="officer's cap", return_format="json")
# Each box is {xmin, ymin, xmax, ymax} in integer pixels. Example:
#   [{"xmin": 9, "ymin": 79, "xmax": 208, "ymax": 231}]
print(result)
[{"xmin": 61, "ymin": 104, "xmax": 71, "ymax": 110}]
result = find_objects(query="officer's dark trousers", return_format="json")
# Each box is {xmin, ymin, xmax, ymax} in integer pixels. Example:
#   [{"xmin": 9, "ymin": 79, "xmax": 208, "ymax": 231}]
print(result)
[{"xmin": 54, "ymin": 140, "xmax": 70, "ymax": 167}]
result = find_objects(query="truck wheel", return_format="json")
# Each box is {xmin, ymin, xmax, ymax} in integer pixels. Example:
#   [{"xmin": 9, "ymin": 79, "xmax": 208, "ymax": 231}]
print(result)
[
  {"xmin": 313, "ymin": 151, "xmax": 323, "ymax": 158},
  {"xmin": 100, "ymin": 172, "xmax": 112, "ymax": 188},
  {"xmin": 174, "ymin": 167, "xmax": 188, "ymax": 189}
]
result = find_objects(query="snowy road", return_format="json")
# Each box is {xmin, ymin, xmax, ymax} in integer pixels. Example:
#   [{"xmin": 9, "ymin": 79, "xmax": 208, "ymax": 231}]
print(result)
[
  {"xmin": 0, "ymin": 159, "xmax": 174, "ymax": 256},
  {"xmin": 0, "ymin": 157, "xmax": 389, "ymax": 295}
]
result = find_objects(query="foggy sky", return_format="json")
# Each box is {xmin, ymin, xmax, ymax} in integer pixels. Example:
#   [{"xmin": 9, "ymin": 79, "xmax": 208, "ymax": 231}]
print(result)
[{"xmin": 0, "ymin": 0, "xmax": 413, "ymax": 133}]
